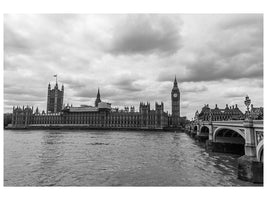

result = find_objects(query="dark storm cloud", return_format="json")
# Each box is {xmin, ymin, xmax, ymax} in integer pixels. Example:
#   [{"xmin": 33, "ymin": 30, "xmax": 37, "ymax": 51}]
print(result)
[{"xmin": 109, "ymin": 15, "xmax": 183, "ymax": 55}]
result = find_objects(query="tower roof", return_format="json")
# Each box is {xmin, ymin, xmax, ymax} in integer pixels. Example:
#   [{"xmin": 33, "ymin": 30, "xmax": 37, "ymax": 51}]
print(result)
[
  {"xmin": 174, "ymin": 75, "xmax": 178, "ymax": 87},
  {"xmin": 97, "ymin": 88, "xmax": 100, "ymax": 98},
  {"xmin": 95, "ymin": 88, "xmax": 101, "ymax": 107}
]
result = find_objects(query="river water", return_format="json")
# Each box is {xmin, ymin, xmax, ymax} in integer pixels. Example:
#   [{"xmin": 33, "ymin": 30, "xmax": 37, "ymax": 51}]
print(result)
[{"xmin": 4, "ymin": 130, "xmax": 258, "ymax": 186}]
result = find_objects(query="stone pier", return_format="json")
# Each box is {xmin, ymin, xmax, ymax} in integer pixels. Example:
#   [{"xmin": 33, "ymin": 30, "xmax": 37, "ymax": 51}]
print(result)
[{"xmin": 186, "ymin": 119, "xmax": 263, "ymax": 184}]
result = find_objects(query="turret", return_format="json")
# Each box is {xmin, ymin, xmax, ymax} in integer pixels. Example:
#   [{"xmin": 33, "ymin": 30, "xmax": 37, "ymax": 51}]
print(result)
[
  {"xmin": 174, "ymin": 75, "xmax": 178, "ymax": 88},
  {"xmin": 35, "ymin": 107, "xmax": 39, "ymax": 114}
]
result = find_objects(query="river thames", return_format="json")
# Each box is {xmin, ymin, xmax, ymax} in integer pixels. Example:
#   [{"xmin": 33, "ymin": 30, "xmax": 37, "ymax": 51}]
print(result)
[{"xmin": 4, "ymin": 130, "xmax": 258, "ymax": 186}]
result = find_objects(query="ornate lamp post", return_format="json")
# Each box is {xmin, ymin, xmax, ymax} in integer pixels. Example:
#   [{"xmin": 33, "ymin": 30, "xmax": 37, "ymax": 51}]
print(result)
[{"xmin": 244, "ymin": 95, "xmax": 251, "ymax": 120}]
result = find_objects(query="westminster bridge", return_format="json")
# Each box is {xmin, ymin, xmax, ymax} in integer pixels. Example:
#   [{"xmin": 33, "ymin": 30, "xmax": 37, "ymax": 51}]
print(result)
[{"xmin": 184, "ymin": 119, "xmax": 263, "ymax": 183}]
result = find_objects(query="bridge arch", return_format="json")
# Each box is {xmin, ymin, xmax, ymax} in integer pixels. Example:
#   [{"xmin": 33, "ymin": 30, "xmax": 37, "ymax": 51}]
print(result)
[
  {"xmin": 199, "ymin": 125, "xmax": 209, "ymax": 137},
  {"xmin": 256, "ymin": 140, "xmax": 263, "ymax": 162},
  {"xmin": 213, "ymin": 127, "xmax": 245, "ymax": 155},
  {"xmin": 213, "ymin": 127, "xmax": 245, "ymax": 141},
  {"xmin": 200, "ymin": 126, "xmax": 209, "ymax": 133}
]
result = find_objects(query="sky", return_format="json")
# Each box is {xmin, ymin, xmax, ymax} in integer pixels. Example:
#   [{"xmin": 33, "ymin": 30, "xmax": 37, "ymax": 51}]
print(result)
[{"xmin": 4, "ymin": 14, "xmax": 263, "ymax": 119}]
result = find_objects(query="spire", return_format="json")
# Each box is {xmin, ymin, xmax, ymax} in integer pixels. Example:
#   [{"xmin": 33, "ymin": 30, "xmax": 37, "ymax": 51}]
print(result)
[
  {"xmin": 97, "ymin": 88, "xmax": 100, "ymax": 98},
  {"xmin": 95, "ymin": 88, "xmax": 101, "ymax": 107},
  {"xmin": 35, "ymin": 107, "xmax": 39, "ymax": 114},
  {"xmin": 174, "ymin": 75, "xmax": 178, "ymax": 87}
]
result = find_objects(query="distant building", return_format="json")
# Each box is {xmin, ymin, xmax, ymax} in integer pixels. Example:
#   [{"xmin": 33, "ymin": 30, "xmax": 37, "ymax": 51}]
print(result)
[
  {"xmin": 196, "ymin": 104, "xmax": 244, "ymax": 121},
  {"xmin": 250, "ymin": 104, "xmax": 263, "ymax": 120},
  {"xmin": 11, "ymin": 106, "xmax": 33, "ymax": 127},
  {"xmin": 10, "ymin": 76, "xmax": 183, "ymax": 130},
  {"xmin": 170, "ymin": 76, "xmax": 180, "ymax": 127},
  {"xmin": 4, "ymin": 113, "xmax": 12, "ymax": 127},
  {"xmin": 11, "ymin": 102, "xmax": 168, "ymax": 130},
  {"xmin": 95, "ymin": 88, "xmax": 101, "ymax": 107},
  {"xmin": 47, "ymin": 82, "xmax": 64, "ymax": 113}
]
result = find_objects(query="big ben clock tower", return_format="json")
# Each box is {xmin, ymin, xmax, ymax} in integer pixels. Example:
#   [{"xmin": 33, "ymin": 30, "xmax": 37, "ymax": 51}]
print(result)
[{"xmin": 171, "ymin": 76, "xmax": 180, "ymax": 126}]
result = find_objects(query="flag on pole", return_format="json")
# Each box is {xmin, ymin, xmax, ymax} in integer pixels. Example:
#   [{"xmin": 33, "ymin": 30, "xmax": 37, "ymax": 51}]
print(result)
[{"xmin": 53, "ymin": 74, "xmax": 58, "ymax": 83}]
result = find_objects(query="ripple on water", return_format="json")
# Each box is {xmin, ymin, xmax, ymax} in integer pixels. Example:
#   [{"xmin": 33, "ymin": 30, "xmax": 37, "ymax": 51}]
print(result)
[{"xmin": 4, "ymin": 130, "xmax": 261, "ymax": 186}]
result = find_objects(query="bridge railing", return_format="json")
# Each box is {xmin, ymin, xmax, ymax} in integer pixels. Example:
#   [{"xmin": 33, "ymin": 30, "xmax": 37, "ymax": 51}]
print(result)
[
  {"xmin": 252, "ymin": 120, "xmax": 263, "ymax": 125},
  {"xmin": 211, "ymin": 120, "xmax": 244, "ymax": 124}
]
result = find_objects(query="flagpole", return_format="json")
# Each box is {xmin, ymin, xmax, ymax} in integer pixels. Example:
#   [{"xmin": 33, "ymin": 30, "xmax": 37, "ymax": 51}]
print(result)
[{"xmin": 54, "ymin": 74, "xmax": 58, "ymax": 84}]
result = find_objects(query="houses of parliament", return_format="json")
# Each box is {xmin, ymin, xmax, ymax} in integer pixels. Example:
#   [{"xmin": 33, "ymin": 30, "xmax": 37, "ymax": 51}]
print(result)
[{"xmin": 10, "ymin": 77, "xmax": 182, "ymax": 130}]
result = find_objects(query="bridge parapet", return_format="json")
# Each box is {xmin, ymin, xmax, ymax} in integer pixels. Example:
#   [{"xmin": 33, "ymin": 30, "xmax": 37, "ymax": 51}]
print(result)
[{"xmin": 185, "ymin": 119, "xmax": 263, "ymax": 161}]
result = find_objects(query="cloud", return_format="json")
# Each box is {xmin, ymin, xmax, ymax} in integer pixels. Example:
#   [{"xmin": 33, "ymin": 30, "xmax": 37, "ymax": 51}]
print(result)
[
  {"xmin": 185, "ymin": 15, "xmax": 262, "ymax": 82},
  {"xmin": 156, "ymin": 14, "xmax": 263, "ymax": 83},
  {"xmin": 181, "ymin": 101, "xmax": 189, "ymax": 108},
  {"xmin": 181, "ymin": 55, "xmax": 262, "ymax": 82},
  {"xmin": 223, "ymin": 87, "xmax": 247, "ymax": 98},
  {"xmin": 112, "ymin": 73, "xmax": 143, "ymax": 92},
  {"xmin": 180, "ymin": 84, "xmax": 208, "ymax": 93},
  {"xmin": 3, "ymin": 14, "xmax": 263, "ymax": 119},
  {"xmin": 219, "ymin": 14, "xmax": 262, "ymax": 30},
  {"xmin": 109, "ymin": 14, "xmax": 183, "ymax": 55}
]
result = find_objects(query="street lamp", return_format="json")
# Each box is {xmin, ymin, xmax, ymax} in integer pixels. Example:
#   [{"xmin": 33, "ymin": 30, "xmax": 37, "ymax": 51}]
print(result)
[{"xmin": 244, "ymin": 95, "xmax": 251, "ymax": 119}]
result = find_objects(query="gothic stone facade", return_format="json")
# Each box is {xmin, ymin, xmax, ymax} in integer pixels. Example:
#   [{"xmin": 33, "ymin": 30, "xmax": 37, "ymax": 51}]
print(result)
[
  {"xmin": 171, "ymin": 76, "xmax": 180, "ymax": 127},
  {"xmin": 10, "ymin": 77, "xmax": 180, "ymax": 130},
  {"xmin": 11, "ymin": 102, "xmax": 168, "ymax": 129},
  {"xmin": 47, "ymin": 82, "xmax": 64, "ymax": 113},
  {"xmin": 195, "ymin": 104, "xmax": 244, "ymax": 121}
]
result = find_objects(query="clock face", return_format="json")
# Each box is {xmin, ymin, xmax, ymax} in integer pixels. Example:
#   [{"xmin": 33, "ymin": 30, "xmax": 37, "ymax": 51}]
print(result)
[{"xmin": 173, "ymin": 93, "xmax": 178, "ymax": 98}]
